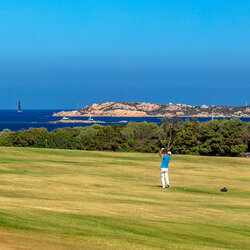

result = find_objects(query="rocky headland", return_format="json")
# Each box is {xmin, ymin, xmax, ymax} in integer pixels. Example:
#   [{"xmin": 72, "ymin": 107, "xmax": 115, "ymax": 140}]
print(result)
[{"xmin": 53, "ymin": 102, "xmax": 250, "ymax": 118}]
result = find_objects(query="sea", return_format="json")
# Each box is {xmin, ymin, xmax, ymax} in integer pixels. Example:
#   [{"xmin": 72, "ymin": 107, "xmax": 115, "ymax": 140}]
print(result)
[{"xmin": 0, "ymin": 110, "xmax": 249, "ymax": 132}]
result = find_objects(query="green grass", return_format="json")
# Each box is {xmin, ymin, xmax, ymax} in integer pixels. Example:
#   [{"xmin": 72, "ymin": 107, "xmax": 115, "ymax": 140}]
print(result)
[{"xmin": 0, "ymin": 147, "xmax": 249, "ymax": 249}]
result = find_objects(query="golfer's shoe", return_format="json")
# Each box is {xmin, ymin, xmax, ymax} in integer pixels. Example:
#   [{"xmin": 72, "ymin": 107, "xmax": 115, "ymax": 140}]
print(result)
[
  {"xmin": 162, "ymin": 186, "xmax": 166, "ymax": 188},
  {"xmin": 167, "ymin": 185, "xmax": 171, "ymax": 188}
]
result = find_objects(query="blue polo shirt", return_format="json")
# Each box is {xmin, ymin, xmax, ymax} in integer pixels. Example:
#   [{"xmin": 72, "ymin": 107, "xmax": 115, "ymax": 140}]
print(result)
[{"xmin": 161, "ymin": 155, "xmax": 171, "ymax": 169}]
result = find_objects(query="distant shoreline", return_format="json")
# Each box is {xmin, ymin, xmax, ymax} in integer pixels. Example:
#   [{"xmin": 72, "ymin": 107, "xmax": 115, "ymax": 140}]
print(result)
[
  {"xmin": 0, "ymin": 110, "xmax": 249, "ymax": 133},
  {"xmin": 47, "ymin": 119, "xmax": 129, "ymax": 124},
  {"xmin": 52, "ymin": 113, "xmax": 249, "ymax": 119}
]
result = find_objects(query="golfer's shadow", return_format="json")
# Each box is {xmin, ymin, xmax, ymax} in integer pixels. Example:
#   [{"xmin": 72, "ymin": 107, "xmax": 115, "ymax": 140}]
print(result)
[{"xmin": 151, "ymin": 185, "xmax": 163, "ymax": 188}]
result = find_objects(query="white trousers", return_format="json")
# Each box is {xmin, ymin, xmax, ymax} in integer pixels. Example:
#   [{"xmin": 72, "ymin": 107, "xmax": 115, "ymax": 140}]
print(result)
[{"xmin": 160, "ymin": 168, "xmax": 169, "ymax": 187}]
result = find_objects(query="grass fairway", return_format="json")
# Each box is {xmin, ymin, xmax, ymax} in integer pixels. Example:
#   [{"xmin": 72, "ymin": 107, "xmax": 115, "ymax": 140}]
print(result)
[{"xmin": 0, "ymin": 147, "xmax": 249, "ymax": 249}]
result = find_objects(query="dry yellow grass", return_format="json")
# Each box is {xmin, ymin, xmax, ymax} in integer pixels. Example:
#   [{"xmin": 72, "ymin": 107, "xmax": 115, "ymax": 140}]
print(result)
[{"xmin": 0, "ymin": 147, "xmax": 249, "ymax": 249}]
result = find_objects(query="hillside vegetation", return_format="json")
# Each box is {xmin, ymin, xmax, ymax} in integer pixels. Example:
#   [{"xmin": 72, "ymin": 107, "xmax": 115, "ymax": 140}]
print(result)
[
  {"xmin": 0, "ymin": 147, "xmax": 249, "ymax": 249},
  {"xmin": 0, "ymin": 118, "xmax": 249, "ymax": 156}
]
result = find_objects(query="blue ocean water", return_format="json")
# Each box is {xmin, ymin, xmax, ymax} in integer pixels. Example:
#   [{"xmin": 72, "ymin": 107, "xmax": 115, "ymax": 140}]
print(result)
[{"xmin": 0, "ymin": 110, "xmax": 249, "ymax": 132}]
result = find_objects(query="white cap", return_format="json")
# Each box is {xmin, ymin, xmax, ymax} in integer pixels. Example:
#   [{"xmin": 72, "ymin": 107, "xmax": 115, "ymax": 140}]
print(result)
[{"xmin": 168, "ymin": 151, "xmax": 172, "ymax": 155}]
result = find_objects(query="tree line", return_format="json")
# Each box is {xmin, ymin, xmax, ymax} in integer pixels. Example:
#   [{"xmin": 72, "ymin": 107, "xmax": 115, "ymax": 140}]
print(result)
[{"xmin": 0, "ymin": 117, "xmax": 249, "ymax": 156}]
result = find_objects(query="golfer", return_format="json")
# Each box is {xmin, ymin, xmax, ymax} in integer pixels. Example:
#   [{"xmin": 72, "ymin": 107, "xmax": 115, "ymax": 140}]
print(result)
[{"xmin": 159, "ymin": 148, "xmax": 171, "ymax": 188}]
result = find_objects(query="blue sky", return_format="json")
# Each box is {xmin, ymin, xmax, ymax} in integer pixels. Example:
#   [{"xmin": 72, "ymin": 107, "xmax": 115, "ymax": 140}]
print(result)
[{"xmin": 0, "ymin": 0, "xmax": 249, "ymax": 109}]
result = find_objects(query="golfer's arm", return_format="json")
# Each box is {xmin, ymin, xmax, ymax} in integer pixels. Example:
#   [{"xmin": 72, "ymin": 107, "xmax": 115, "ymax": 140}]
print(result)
[{"xmin": 159, "ymin": 150, "xmax": 163, "ymax": 157}]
